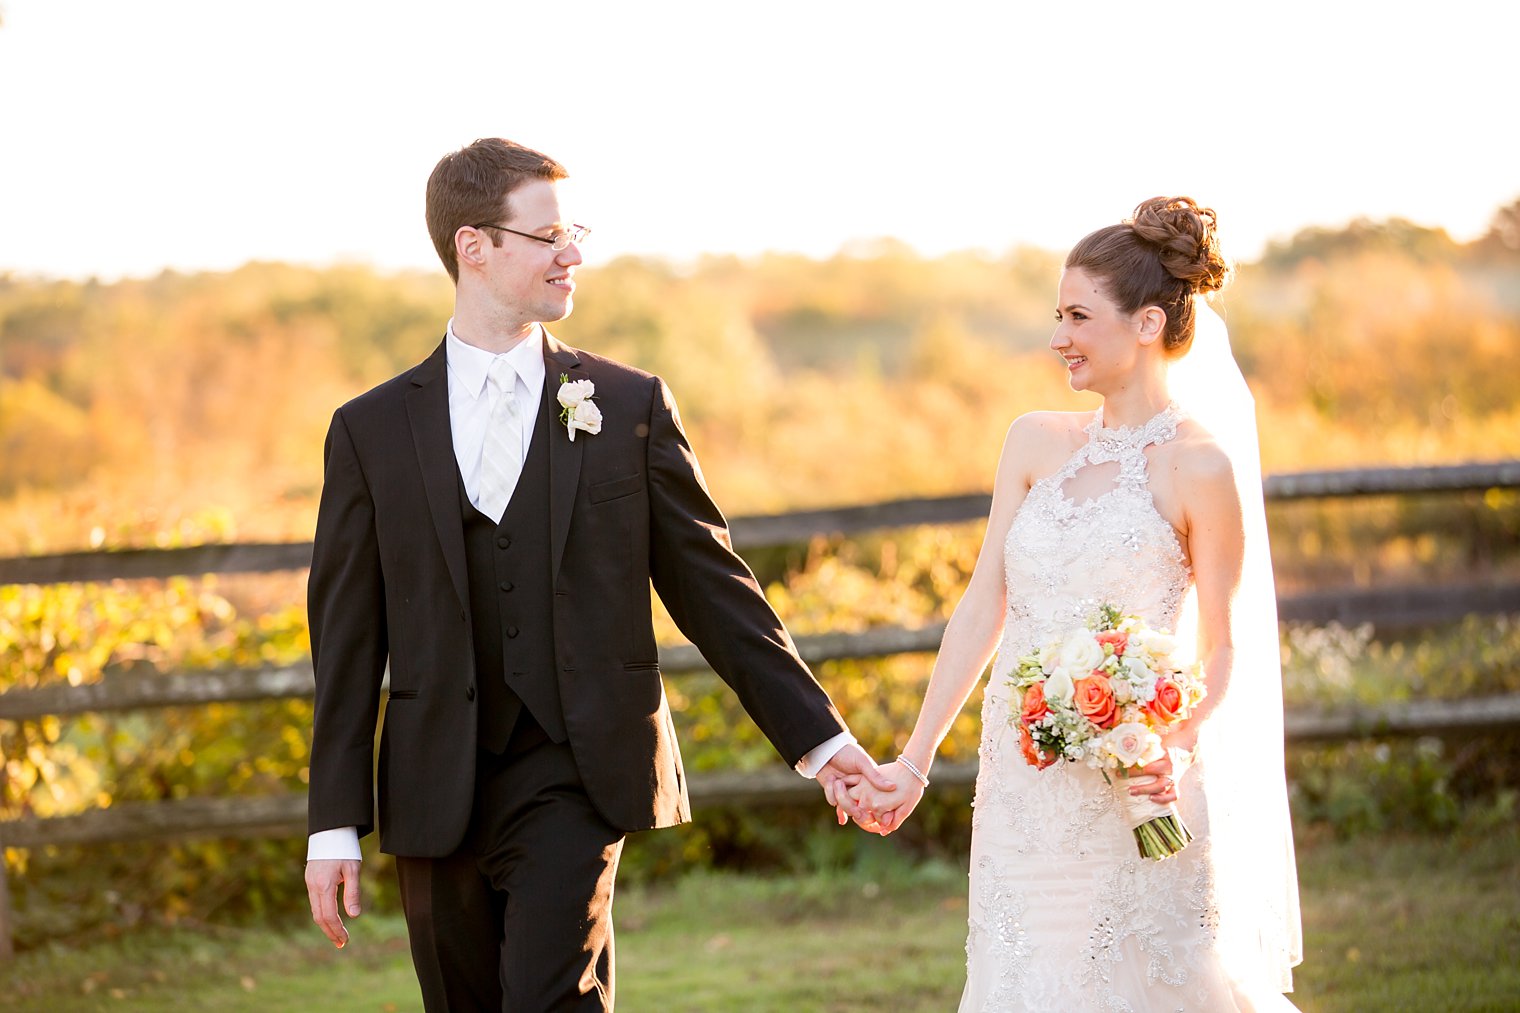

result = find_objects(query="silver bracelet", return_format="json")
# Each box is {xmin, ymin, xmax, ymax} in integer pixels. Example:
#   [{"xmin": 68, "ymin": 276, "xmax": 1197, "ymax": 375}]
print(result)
[{"xmin": 896, "ymin": 754, "xmax": 930, "ymax": 787}]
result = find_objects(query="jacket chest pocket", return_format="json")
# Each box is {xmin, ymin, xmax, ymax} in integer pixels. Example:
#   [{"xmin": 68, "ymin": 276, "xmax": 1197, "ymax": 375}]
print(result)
[{"xmin": 589, "ymin": 473, "xmax": 643, "ymax": 504}]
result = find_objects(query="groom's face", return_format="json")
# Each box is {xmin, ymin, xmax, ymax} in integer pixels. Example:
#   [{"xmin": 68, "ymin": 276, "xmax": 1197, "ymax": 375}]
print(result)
[{"xmin": 483, "ymin": 178, "xmax": 584, "ymax": 325}]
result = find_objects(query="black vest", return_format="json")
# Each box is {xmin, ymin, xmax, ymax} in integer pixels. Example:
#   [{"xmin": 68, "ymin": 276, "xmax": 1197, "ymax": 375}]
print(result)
[{"xmin": 458, "ymin": 388, "xmax": 566, "ymax": 753}]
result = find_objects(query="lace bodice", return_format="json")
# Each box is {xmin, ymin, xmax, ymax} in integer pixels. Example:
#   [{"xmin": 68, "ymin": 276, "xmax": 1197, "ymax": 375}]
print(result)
[{"xmin": 996, "ymin": 403, "xmax": 1191, "ymax": 670}]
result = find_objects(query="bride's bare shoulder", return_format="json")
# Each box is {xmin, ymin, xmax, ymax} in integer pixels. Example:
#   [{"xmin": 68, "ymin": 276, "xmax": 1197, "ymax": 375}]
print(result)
[
  {"xmin": 1006, "ymin": 409, "xmax": 1091, "ymax": 446},
  {"xmin": 1167, "ymin": 420, "xmax": 1237, "ymax": 491},
  {"xmin": 998, "ymin": 411, "xmax": 1091, "ymax": 484}
]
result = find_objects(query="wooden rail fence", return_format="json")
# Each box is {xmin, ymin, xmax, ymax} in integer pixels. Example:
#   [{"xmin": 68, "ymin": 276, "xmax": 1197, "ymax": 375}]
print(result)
[{"xmin": 1, "ymin": 459, "xmax": 1518, "ymax": 958}]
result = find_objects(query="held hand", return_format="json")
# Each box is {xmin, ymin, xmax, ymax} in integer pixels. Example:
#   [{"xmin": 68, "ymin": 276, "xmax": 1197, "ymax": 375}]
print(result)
[
  {"xmin": 850, "ymin": 760, "xmax": 927, "ymax": 834},
  {"xmin": 817, "ymin": 744, "xmax": 896, "ymax": 827},
  {"xmin": 824, "ymin": 772, "xmax": 865, "ymax": 826},
  {"xmin": 840, "ymin": 774, "xmax": 889, "ymax": 834},
  {"xmin": 305, "ymin": 858, "xmax": 362, "ymax": 948}
]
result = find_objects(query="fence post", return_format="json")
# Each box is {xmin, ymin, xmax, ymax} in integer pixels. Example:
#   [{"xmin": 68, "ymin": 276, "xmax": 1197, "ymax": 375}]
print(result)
[{"xmin": 0, "ymin": 847, "xmax": 14, "ymax": 960}]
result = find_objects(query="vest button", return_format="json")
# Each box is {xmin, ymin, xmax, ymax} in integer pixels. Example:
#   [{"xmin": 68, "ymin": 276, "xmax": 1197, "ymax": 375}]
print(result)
[
  {"xmin": 465, "ymin": 685, "xmax": 476, "ymax": 701},
  {"xmin": 506, "ymin": 626, "xmax": 520, "ymax": 638},
  {"xmin": 497, "ymin": 536, "xmax": 511, "ymax": 549},
  {"xmin": 499, "ymin": 580, "xmax": 514, "ymax": 592}
]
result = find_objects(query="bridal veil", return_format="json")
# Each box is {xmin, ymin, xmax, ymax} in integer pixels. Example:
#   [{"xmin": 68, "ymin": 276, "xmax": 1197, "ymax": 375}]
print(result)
[{"xmin": 1170, "ymin": 301, "xmax": 1304, "ymax": 995}]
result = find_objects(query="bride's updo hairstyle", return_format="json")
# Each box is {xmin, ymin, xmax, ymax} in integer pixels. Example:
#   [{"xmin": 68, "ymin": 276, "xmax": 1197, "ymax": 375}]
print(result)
[{"xmin": 1064, "ymin": 197, "xmax": 1230, "ymax": 357}]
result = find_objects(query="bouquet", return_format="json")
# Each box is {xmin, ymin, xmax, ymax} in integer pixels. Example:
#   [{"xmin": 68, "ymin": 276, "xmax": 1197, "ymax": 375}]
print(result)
[{"xmin": 1010, "ymin": 604, "xmax": 1206, "ymax": 859}]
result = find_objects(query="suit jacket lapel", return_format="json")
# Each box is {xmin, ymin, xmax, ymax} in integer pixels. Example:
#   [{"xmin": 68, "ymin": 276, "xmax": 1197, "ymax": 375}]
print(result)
[
  {"xmin": 544, "ymin": 332, "xmax": 584, "ymax": 580},
  {"xmin": 406, "ymin": 340, "xmax": 469, "ymax": 614}
]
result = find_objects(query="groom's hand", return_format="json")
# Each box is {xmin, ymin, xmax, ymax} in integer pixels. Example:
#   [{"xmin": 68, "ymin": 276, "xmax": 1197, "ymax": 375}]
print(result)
[
  {"xmin": 847, "ymin": 760, "xmax": 926, "ymax": 836},
  {"xmin": 817, "ymin": 744, "xmax": 895, "ymax": 826},
  {"xmin": 305, "ymin": 858, "xmax": 362, "ymax": 948}
]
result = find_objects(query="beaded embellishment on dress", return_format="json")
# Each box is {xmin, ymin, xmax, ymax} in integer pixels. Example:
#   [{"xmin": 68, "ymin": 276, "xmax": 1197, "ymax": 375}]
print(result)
[{"xmin": 959, "ymin": 403, "xmax": 1247, "ymax": 1012}]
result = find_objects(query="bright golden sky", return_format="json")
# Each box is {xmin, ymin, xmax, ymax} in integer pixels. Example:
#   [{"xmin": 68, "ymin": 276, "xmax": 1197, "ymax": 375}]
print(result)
[{"xmin": 2, "ymin": 0, "xmax": 1515, "ymax": 280}]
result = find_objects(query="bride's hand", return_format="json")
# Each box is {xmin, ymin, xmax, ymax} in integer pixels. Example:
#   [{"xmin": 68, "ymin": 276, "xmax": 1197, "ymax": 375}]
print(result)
[
  {"xmin": 1129, "ymin": 752, "xmax": 1180, "ymax": 806},
  {"xmin": 853, "ymin": 761, "xmax": 927, "ymax": 834},
  {"xmin": 842, "ymin": 774, "xmax": 889, "ymax": 833},
  {"xmin": 1130, "ymin": 735, "xmax": 1199, "ymax": 806}
]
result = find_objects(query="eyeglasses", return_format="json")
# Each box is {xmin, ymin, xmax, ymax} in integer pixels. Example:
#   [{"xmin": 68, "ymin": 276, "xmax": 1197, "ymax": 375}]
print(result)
[{"xmin": 471, "ymin": 222, "xmax": 591, "ymax": 251}]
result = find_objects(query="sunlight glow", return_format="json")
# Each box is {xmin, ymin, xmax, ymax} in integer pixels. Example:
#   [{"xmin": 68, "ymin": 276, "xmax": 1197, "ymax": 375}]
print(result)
[{"xmin": 1, "ymin": 0, "xmax": 1515, "ymax": 280}]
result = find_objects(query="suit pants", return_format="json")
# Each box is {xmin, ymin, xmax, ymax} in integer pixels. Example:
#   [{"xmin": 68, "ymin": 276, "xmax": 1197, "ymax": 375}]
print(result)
[{"xmin": 396, "ymin": 718, "xmax": 625, "ymax": 1012}]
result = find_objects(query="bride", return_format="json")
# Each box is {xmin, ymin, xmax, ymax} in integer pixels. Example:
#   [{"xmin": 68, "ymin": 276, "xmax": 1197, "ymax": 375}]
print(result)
[{"xmin": 848, "ymin": 198, "xmax": 1303, "ymax": 1010}]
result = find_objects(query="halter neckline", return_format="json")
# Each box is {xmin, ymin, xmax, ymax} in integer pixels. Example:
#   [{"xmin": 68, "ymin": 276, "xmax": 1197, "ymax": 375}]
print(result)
[{"xmin": 1085, "ymin": 402, "xmax": 1184, "ymax": 451}]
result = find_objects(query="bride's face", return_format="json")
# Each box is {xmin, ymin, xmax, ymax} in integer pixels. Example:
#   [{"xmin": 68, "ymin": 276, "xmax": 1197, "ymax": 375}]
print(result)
[{"xmin": 1051, "ymin": 268, "xmax": 1151, "ymax": 393}]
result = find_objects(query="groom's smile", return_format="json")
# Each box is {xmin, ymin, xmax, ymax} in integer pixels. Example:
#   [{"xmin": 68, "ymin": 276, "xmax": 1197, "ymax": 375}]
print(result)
[{"xmin": 480, "ymin": 178, "xmax": 585, "ymax": 328}]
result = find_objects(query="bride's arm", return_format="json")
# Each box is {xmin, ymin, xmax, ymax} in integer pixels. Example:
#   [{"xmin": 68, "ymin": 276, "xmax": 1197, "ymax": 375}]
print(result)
[
  {"xmin": 1175, "ymin": 441, "xmax": 1247, "ymax": 752},
  {"xmin": 1132, "ymin": 440, "xmax": 1246, "ymax": 806},
  {"xmin": 866, "ymin": 414, "xmax": 1045, "ymax": 830}
]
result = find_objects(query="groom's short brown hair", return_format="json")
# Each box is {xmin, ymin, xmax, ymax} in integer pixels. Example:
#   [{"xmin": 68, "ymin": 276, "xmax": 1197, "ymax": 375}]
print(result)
[{"xmin": 426, "ymin": 138, "xmax": 568, "ymax": 282}]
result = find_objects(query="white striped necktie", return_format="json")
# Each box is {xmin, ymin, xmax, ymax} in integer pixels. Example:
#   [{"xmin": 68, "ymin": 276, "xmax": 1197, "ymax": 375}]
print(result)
[{"xmin": 476, "ymin": 357, "xmax": 523, "ymax": 523}]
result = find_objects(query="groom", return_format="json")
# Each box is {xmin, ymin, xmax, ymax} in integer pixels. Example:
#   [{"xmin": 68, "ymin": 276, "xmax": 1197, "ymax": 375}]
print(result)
[{"xmin": 302, "ymin": 137, "xmax": 890, "ymax": 1011}]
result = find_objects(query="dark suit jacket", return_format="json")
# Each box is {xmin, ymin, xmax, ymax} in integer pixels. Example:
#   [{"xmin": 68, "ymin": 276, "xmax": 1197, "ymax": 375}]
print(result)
[{"xmin": 306, "ymin": 334, "xmax": 847, "ymax": 856}]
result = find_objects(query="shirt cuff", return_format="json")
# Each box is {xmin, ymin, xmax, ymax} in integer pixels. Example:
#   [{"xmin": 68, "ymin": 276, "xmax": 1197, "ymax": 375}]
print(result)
[
  {"xmin": 794, "ymin": 731, "xmax": 856, "ymax": 779},
  {"xmin": 307, "ymin": 826, "xmax": 363, "ymax": 862}
]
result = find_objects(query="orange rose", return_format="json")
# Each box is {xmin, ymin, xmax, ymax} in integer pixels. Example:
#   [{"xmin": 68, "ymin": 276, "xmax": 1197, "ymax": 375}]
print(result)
[
  {"xmin": 1020, "ymin": 682, "xmax": 1049, "ymax": 724},
  {"xmin": 1018, "ymin": 724, "xmax": 1056, "ymax": 769},
  {"xmin": 1146, "ymin": 677, "xmax": 1188, "ymax": 724},
  {"xmin": 1095, "ymin": 630, "xmax": 1129, "ymax": 656},
  {"xmin": 1073, "ymin": 673, "xmax": 1118, "ymax": 728}
]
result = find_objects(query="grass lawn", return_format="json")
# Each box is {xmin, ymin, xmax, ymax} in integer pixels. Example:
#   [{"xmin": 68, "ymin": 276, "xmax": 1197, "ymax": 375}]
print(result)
[{"xmin": 3, "ymin": 824, "xmax": 1517, "ymax": 1011}]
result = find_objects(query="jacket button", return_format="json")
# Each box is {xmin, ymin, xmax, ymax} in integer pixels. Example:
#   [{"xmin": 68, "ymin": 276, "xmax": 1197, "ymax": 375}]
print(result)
[
  {"xmin": 497, "ymin": 536, "xmax": 511, "ymax": 549},
  {"xmin": 499, "ymin": 580, "xmax": 514, "ymax": 592},
  {"xmin": 465, "ymin": 685, "xmax": 476, "ymax": 701},
  {"xmin": 506, "ymin": 626, "xmax": 520, "ymax": 638}
]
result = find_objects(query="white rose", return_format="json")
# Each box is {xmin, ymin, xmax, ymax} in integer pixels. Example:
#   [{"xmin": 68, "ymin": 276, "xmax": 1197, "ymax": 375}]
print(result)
[
  {"xmin": 1058, "ymin": 629, "xmax": 1104, "ymax": 675},
  {"xmin": 1135, "ymin": 628, "xmax": 1178, "ymax": 660},
  {"xmin": 567, "ymin": 398, "xmax": 603, "ymax": 440},
  {"xmin": 557, "ymin": 379, "xmax": 596, "ymax": 409},
  {"xmin": 1123, "ymin": 657, "xmax": 1157, "ymax": 699},
  {"xmin": 1104, "ymin": 722, "xmax": 1164, "ymax": 768},
  {"xmin": 1044, "ymin": 667, "xmax": 1075, "ymax": 705},
  {"xmin": 1038, "ymin": 642, "xmax": 1061, "ymax": 674}
]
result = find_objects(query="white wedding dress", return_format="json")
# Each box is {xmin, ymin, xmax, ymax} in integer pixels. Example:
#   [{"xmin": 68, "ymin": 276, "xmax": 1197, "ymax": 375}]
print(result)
[{"xmin": 960, "ymin": 403, "xmax": 1296, "ymax": 1012}]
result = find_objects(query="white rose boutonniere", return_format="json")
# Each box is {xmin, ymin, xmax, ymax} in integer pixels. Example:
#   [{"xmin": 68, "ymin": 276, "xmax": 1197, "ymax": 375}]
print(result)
[{"xmin": 557, "ymin": 374, "xmax": 602, "ymax": 441}]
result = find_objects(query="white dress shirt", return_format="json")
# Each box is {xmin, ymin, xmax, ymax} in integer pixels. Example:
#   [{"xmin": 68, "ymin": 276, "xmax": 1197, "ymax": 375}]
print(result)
[
  {"xmin": 307, "ymin": 325, "xmax": 851, "ymax": 862},
  {"xmin": 445, "ymin": 320, "xmax": 546, "ymax": 515}
]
